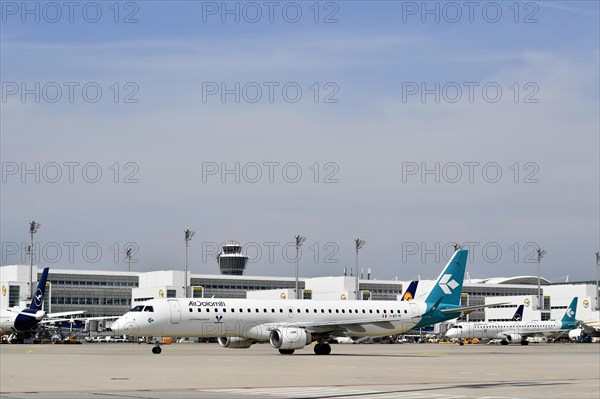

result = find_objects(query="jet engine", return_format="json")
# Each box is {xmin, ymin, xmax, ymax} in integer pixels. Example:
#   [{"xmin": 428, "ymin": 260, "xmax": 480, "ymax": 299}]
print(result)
[
  {"xmin": 498, "ymin": 333, "xmax": 523, "ymax": 345},
  {"xmin": 269, "ymin": 327, "xmax": 312, "ymax": 350},
  {"xmin": 217, "ymin": 337, "xmax": 253, "ymax": 349}
]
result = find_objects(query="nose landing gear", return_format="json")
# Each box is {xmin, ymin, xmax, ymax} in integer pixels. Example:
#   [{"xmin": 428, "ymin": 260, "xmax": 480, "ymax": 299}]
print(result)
[{"xmin": 152, "ymin": 341, "xmax": 162, "ymax": 354}]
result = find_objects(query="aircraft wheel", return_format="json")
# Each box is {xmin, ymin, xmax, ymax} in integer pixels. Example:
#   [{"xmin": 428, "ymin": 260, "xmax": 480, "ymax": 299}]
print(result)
[
  {"xmin": 500, "ymin": 340, "xmax": 509, "ymax": 346},
  {"xmin": 278, "ymin": 349, "xmax": 295, "ymax": 355},
  {"xmin": 152, "ymin": 346, "xmax": 162, "ymax": 354},
  {"xmin": 314, "ymin": 343, "xmax": 331, "ymax": 355},
  {"xmin": 314, "ymin": 344, "xmax": 322, "ymax": 354},
  {"xmin": 520, "ymin": 340, "xmax": 529, "ymax": 346}
]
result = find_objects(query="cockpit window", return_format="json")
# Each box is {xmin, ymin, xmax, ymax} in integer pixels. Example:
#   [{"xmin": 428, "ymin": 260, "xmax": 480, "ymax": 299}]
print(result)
[
  {"xmin": 131, "ymin": 305, "xmax": 144, "ymax": 312},
  {"xmin": 143, "ymin": 306, "xmax": 154, "ymax": 312}
]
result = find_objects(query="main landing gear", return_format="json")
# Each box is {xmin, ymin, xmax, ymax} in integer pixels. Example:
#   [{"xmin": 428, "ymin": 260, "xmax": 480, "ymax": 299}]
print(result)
[
  {"xmin": 152, "ymin": 342, "xmax": 162, "ymax": 354},
  {"xmin": 278, "ymin": 349, "xmax": 295, "ymax": 355},
  {"xmin": 314, "ymin": 343, "xmax": 331, "ymax": 355}
]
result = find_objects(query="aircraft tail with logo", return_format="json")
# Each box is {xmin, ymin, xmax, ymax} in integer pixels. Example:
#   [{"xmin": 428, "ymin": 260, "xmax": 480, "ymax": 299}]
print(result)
[
  {"xmin": 29, "ymin": 267, "xmax": 49, "ymax": 311},
  {"xmin": 423, "ymin": 249, "xmax": 468, "ymax": 308},
  {"xmin": 560, "ymin": 297, "xmax": 578, "ymax": 329},
  {"xmin": 512, "ymin": 305, "xmax": 524, "ymax": 321},
  {"xmin": 401, "ymin": 280, "xmax": 419, "ymax": 301},
  {"xmin": 414, "ymin": 249, "xmax": 510, "ymax": 328}
]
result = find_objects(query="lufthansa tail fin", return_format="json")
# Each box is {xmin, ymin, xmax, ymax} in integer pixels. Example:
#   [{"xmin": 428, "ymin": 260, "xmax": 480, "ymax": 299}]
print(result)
[
  {"xmin": 401, "ymin": 280, "xmax": 419, "ymax": 301},
  {"xmin": 29, "ymin": 267, "xmax": 49, "ymax": 311},
  {"xmin": 512, "ymin": 305, "xmax": 524, "ymax": 321},
  {"xmin": 560, "ymin": 297, "xmax": 578, "ymax": 329},
  {"xmin": 423, "ymin": 249, "xmax": 468, "ymax": 307}
]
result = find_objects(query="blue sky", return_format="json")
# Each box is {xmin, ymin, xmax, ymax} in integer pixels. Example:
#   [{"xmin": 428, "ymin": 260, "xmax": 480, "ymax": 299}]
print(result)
[{"xmin": 1, "ymin": 1, "xmax": 599, "ymax": 281}]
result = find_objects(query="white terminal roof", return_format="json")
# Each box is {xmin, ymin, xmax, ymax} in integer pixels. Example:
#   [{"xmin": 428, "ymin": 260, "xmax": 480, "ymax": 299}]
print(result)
[
  {"xmin": 2, "ymin": 265, "xmax": 554, "ymax": 286},
  {"xmin": 470, "ymin": 276, "xmax": 552, "ymax": 285}
]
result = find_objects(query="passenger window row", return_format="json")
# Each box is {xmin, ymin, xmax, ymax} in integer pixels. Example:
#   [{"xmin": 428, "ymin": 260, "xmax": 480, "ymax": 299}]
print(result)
[{"xmin": 187, "ymin": 307, "xmax": 410, "ymax": 314}]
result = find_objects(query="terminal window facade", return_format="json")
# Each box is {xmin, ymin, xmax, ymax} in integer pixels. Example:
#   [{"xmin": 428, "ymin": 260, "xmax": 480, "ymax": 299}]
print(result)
[{"xmin": 8, "ymin": 285, "xmax": 20, "ymax": 307}]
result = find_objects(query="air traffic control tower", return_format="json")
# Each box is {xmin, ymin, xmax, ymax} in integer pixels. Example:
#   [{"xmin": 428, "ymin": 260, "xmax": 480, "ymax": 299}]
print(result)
[{"xmin": 217, "ymin": 241, "xmax": 249, "ymax": 275}]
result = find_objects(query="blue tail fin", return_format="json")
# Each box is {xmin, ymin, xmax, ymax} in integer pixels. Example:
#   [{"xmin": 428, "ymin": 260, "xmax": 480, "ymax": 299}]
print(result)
[
  {"xmin": 401, "ymin": 280, "xmax": 419, "ymax": 301},
  {"xmin": 560, "ymin": 297, "xmax": 578, "ymax": 329},
  {"xmin": 29, "ymin": 267, "xmax": 49, "ymax": 311},
  {"xmin": 512, "ymin": 305, "xmax": 524, "ymax": 321},
  {"xmin": 423, "ymin": 249, "xmax": 468, "ymax": 307}
]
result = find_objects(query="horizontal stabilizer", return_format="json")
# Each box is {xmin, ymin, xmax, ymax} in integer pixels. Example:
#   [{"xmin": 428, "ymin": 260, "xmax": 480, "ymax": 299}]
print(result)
[
  {"xmin": 440, "ymin": 302, "xmax": 510, "ymax": 315},
  {"xmin": 46, "ymin": 311, "xmax": 86, "ymax": 318}
]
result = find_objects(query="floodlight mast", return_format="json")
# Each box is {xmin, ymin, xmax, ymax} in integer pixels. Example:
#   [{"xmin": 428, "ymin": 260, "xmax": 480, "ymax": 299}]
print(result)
[
  {"xmin": 28, "ymin": 221, "xmax": 41, "ymax": 299},
  {"xmin": 295, "ymin": 235, "xmax": 306, "ymax": 299},
  {"xmin": 355, "ymin": 238, "xmax": 366, "ymax": 300},
  {"xmin": 536, "ymin": 248, "xmax": 547, "ymax": 310},
  {"xmin": 125, "ymin": 248, "xmax": 133, "ymax": 272},
  {"xmin": 184, "ymin": 229, "xmax": 195, "ymax": 298}
]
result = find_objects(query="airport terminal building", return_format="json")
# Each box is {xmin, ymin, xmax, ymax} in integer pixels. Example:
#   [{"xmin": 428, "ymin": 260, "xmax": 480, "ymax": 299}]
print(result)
[{"xmin": 2, "ymin": 264, "xmax": 598, "ymax": 326}]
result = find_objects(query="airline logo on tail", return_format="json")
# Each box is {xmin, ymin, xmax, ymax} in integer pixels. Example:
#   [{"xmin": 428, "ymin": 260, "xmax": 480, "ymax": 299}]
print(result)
[
  {"xmin": 511, "ymin": 305, "xmax": 524, "ymax": 321},
  {"xmin": 438, "ymin": 274, "xmax": 459, "ymax": 295},
  {"xmin": 566, "ymin": 307, "xmax": 574, "ymax": 318},
  {"xmin": 34, "ymin": 288, "xmax": 43, "ymax": 308},
  {"xmin": 560, "ymin": 297, "xmax": 578, "ymax": 329},
  {"xmin": 401, "ymin": 280, "xmax": 419, "ymax": 301}
]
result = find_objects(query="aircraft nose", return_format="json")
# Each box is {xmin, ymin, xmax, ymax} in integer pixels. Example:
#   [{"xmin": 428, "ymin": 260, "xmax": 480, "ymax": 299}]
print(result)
[
  {"xmin": 110, "ymin": 314, "xmax": 139, "ymax": 336},
  {"xmin": 445, "ymin": 329, "xmax": 456, "ymax": 338},
  {"xmin": 110, "ymin": 317, "xmax": 123, "ymax": 333}
]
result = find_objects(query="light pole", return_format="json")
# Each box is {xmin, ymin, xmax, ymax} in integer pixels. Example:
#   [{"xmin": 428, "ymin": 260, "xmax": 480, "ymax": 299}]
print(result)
[
  {"xmin": 125, "ymin": 248, "xmax": 132, "ymax": 272},
  {"xmin": 595, "ymin": 252, "xmax": 599, "ymax": 311},
  {"xmin": 184, "ymin": 229, "xmax": 195, "ymax": 298},
  {"xmin": 355, "ymin": 238, "xmax": 366, "ymax": 300},
  {"xmin": 295, "ymin": 235, "xmax": 306, "ymax": 299},
  {"xmin": 536, "ymin": 248, "xmax": 547, "ymax": 310},
  {"xmin": 28, "ymin": 221, "xmax": 41, "ymax": 299}
]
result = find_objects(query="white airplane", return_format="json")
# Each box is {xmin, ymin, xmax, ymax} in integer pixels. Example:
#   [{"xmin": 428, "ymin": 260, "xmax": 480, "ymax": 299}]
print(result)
[
  {"xmin": 1, "ymin": 267, "xmax": 115, "ymax": 343},
  {"xmin": 569, "ymin": 319, "xmax": 600, "ymax": 342},
  {"xmin": 445, "ymin": 297, "xmax": 579, "ymax": 345},
  {"xmin": 112, "ymin": 249, "xmax": 502, "ymax": 355}
]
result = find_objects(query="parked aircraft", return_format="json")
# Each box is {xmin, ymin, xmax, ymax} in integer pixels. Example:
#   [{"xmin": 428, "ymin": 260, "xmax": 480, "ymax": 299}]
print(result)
[
  {"xmin": 0, "ymin": 267, "xmax": 116, "ymax": 343},
  {"xmin": 112, "ymin": 249, "xmax": 504, "ymax": 355},
  {"xmin": 445, "ymin": 298, "xmax": 579, "ymax": 345}
]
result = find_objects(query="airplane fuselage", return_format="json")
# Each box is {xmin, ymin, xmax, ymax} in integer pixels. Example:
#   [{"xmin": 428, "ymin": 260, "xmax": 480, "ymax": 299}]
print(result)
[
  {"xmin": 446, "ymin": 320, "xmax": 574, "ymax": 341},
  {"xmin": 0, "ymin": 308, "xmax": 39, "ymax": 335},
  {"xmin": 113, "ymin": 297, "xmax": 427, "ymax": 340}
]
